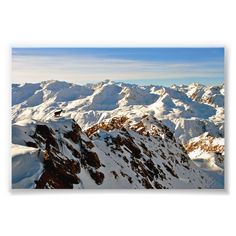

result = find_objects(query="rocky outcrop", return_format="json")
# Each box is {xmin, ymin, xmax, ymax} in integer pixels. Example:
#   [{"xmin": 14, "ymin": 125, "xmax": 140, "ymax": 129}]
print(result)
[
  {"xmin": 86, "ymin": 116, "xmax": 128, "ymax": 137},
  {"xmin": 64, "ymin": 121, "xmax": 82, "ymax": 143},
  {"xmin": 185, "ymin": 133, "xmax": 224, "ymax": 154},
  {"xmin": 31, "ymin": 119, "xmax": 105, "ymax": 188}
]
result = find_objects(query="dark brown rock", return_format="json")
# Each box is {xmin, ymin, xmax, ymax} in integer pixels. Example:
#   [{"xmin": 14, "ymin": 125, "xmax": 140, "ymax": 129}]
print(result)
[
  {"xmin": 89, "ymin": 169, "xmax": 104, "ymax": 185},
  {"xmin": 83, "ymin": 151, "xmax": 101, "ymax": 169},
  {"xmin": 141, "ymin": 178, "xmax": 153, "ymax": 189},
  {"xmin": 111, "ymin": 171, "xmax": 118, "ymax": 179},
  {"xmin": 25, "ymin": 141, "xmax": 38, "ymax": 148},
  {"xmin": 83, "ymin": 140, "xmax": 94, "ymax": 149},
  {"xmin": 34, "ymin": 125, "xmax": 58, "ymax": 149},
  {"xmin": 163, "ymin": 163, "xmax": 178, "ymax": 178}
]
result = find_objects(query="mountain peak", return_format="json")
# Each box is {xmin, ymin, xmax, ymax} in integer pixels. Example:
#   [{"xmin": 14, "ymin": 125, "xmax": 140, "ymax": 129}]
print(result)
[{"xmin": 104, "ymin": 79, "xmax": 113, "ymax": 84}]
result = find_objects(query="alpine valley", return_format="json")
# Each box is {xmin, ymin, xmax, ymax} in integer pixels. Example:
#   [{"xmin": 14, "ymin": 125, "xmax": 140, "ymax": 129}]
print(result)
[{"xmin": 12, "ymin": 80, "xmax": 224, "ymax": 189}]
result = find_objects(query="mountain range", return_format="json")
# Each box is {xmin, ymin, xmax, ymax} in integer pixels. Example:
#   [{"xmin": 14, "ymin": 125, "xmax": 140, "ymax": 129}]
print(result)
[{"xmin": 12, "ymin": 80, "xmax": 224, "ymax": 189}]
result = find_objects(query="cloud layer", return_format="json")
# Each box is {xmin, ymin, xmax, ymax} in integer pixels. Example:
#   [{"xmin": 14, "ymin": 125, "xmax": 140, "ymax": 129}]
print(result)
[{"xmin": 12, "ymin": 52, "xmax": 224, "ymax": 85}]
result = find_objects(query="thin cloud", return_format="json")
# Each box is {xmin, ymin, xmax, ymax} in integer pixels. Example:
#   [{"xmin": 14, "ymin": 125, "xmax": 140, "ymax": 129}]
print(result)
[{"xmin": 12, "ymin": 54, "xmax": 224, "ymax": 84}]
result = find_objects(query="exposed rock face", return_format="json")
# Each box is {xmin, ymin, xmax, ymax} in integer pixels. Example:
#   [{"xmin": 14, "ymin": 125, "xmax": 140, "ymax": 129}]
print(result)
[
  {"xmin": 31, "ymin": 119, "xmax": 107, "ymax": 188},
  {"xmin": 185, "ymin": 133, "xmax": 224, "ymax": 154},
  {"xmin": 64, "ymin": 122, "xmax": 82, "ymax": 143},
  {"xmin": 25, "ymin": 141, "xmax": 38, "ymax": 148},
  {"xmin": 88, "ymin": 169, "xmax": 104, "ymax": 185},
  {"xmin": 12, "ymin": 116, "xmax": 215, "ymax": 189},
  {"xmin": 85, "ymin": 116, "xmax": 128, "ymax": 137},
  {"xmin": 33, "ymin": 122, "xmax": 81, "ymax": 188},
  {"xmin": 82, "ymin": 150, "xmax": 101, "ymax": 169},
  {"xmin": 34, "ymin": 124, "xmax": 58, "ymax": 149}
]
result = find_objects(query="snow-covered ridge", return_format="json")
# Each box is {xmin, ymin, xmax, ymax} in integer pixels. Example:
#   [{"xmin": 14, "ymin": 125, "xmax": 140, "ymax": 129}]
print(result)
[
  {"xmin": 12, "ymin": 117, "xmax": 216, "ymax": 189},
  {"xmin": 12, "ymin": 80, "xmax": 224, "ymax": 131}
]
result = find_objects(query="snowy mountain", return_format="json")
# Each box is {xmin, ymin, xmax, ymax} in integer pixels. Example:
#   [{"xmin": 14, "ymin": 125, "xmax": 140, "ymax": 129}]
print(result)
[{"xmin": 12, "ymin": 80, "xmax": 224, "ymax": 189}]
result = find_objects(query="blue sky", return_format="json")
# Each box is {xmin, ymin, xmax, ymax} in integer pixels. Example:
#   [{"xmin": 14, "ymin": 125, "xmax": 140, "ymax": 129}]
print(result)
[{"xmin": 12, "ymin": 47, "xmax": 224, "ymax": 86}]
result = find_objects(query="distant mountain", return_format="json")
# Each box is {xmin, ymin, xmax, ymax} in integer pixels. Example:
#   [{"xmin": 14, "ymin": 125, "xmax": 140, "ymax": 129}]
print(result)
[{"xmin": 12, "ymin": 80, "xmax": 224, "ymax": 188}]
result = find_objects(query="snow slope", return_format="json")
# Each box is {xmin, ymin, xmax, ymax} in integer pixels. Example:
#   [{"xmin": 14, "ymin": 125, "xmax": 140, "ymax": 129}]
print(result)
[{"xmin": 12, "ymin": 144, "xmax": 44, "ymax": 189}]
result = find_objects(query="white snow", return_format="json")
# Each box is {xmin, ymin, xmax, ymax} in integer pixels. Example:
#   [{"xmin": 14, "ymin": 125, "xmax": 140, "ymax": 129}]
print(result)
[
  {"xmin": 189, "ymin": 148, "xmax": 224, "ymax": 188},
  {"xmin": 12, "ymin": 144, "xmax": 44, "ymax": 189}
]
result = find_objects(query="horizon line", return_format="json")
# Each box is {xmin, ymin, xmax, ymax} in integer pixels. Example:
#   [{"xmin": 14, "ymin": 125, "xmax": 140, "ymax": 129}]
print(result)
[{"xmin": 12, "ymin": 78, "xmax": 224, "ymax": 87}]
